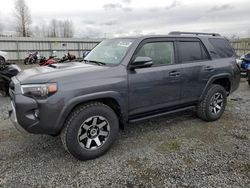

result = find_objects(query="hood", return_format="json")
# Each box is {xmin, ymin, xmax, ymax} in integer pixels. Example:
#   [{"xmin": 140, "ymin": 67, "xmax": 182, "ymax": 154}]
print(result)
[{"xmin": 16, "ymin": 62, "xmax": 108, "ymax": 84}]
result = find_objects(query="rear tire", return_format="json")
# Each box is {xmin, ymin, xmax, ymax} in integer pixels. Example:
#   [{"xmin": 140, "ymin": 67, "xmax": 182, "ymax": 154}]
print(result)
[
  {"xmin": 196, "ymin": 84, "xmax": 227, "ymax": 122},
  {"xmin": 61, "ymin": 102, "xmax": 119, "ymax": 160}
]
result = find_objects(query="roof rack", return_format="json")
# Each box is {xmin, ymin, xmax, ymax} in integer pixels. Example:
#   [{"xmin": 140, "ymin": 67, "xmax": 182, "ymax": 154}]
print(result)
[{"xmin": 168, "ymin": 31, "xmax": 220, "ymax": 36}]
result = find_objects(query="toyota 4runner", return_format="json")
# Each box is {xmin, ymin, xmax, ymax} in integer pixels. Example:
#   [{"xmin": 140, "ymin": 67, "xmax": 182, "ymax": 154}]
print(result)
[{"xmin": 9, "ymin": 32, "xmax": 241, "ymax": 160}]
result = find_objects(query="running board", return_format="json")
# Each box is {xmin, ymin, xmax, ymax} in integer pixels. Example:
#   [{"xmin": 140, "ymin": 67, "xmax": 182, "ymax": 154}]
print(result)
[{"xmin": 128, "ymin": 106, "xmax": 195, "ymax": 123}]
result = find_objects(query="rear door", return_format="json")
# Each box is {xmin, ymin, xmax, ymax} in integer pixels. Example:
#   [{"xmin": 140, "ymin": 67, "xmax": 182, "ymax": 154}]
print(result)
[
  {"xmin": 128, "ymin": 38, "xmax": 182, "ymax": 115},
  {"xmin": 176, "ymin": 38, "xmax": 213, "ymax": 104}
]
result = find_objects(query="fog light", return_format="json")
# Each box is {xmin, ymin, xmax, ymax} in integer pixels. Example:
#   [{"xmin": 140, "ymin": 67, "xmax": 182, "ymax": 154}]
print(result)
[{"xmin": 34, "ymin": 109, "xmax": 39, "ymax": 118}]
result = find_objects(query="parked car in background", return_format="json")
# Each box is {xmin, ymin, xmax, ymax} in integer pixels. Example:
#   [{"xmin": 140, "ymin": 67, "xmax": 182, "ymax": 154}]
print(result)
[
  {"xmin": 237, "ymin": 51, "xmax": 250, "ymax": 85},
  {"xmin": 9, "ymin": 32, "xmax": 240, "ymax": 160},
  {"xmin": 0, "ymin": 61, "xmax": 21, "ymax": 96},
  {"xmin": 0, "ymin": 51, "xmax": 8, "ymax": 64}
]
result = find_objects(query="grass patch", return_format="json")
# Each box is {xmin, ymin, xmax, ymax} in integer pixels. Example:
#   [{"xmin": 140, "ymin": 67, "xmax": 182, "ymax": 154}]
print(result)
[
  {"xmin": 156, "ymin": 139, "xmax": 181, "ymax": 154},
  {"xmin": 126, "ymin": 157, "xmax": 163, "ymax": 185},
  {"xmin": 127, "ymin": 157, "xmax": 143, "ymax": 169},
  {"xmin": 183, "ymin": 157, "xmax": 195, "ymax": 166},
  {"xmin": 232, "ymin": 133, "xmax": 249, "ymax": 140}
]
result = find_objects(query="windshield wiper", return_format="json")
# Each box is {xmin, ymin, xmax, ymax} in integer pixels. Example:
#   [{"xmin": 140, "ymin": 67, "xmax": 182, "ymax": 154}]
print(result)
[{"xmin": 84, "ymin": 60, "xmax": 106, "ymax": 66}]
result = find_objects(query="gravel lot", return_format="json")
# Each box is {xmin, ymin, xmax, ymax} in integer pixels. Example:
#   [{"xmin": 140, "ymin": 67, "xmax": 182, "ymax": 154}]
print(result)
[{"xmin": 0, "ymin": 77, "xmax": 249, "ymax": 187}]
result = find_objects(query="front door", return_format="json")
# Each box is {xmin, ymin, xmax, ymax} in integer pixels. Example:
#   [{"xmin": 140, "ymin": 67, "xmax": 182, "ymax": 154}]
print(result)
[{"xmin": 128, "ymin": 39, "xmax": 182, "ymax": 116}]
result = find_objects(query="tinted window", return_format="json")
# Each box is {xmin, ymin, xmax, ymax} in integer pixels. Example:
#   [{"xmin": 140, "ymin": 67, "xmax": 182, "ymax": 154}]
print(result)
[
  {"xmin": 209, "ymin": 38, "xmax": 234, "ymax": 58},
  {"xmin": 136, "ymin": 42, "xmax": 174, "ymax": 65},
  {"xmin": 179, "ymin": 41, "xmax": 209, "ymax": 62}
]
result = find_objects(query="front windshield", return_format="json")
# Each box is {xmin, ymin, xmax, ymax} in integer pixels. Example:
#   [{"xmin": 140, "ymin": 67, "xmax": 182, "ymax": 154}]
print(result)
[{"xmin": 84, "ymin": 38, "xmax": 134, "ymax": 65}]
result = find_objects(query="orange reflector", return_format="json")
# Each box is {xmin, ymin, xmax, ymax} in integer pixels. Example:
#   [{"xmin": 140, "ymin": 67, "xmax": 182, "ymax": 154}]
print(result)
[{"xmin": 47, "ymin": 83, "xmax": 57, "ymax": 93}]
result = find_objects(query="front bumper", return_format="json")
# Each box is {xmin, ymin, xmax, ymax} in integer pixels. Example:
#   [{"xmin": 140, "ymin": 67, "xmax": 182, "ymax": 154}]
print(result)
[
  {"xmin": 9, "ymin": 85, "xmax": 41, "ymax": 133},
  {"xmin": 9, "ymin": 77, "xmax": 62, "ymax": 135},
  {"xmin": 9, "ymin": 101, "xmax": 28, "ymax": 133}
]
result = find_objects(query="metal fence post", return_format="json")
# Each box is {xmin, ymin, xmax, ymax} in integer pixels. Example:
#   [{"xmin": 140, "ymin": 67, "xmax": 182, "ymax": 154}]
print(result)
[
  {"xmin": 49, "ymin": 41, "xmax": 52, "ymax": 56},
  {"xmin": 16, "ymin": 40, "xmax": 20, "ymax": 60},
  {"xmin": 77, "ymin": 42, "xmax": 81, "ymax": 58}
]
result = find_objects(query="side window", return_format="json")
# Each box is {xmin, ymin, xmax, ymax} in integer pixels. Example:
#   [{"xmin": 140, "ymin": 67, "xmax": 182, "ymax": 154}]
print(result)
[
  {"xmin": 179, "ymin": 41, "xmax": 209, "ymax": 63},
  {"xmin": 136, "ymin": 42, "xmax": 175, "ymax": 65},
  {"xmin": 209, "ymin": 38, "xmax": 235, "ymax": 58}
]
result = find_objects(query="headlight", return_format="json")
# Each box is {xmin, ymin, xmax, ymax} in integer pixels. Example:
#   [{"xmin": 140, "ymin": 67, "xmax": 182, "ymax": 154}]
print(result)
[{"xmin": 21, "ymin": 83, "xmax": 57, "ymax": 98}]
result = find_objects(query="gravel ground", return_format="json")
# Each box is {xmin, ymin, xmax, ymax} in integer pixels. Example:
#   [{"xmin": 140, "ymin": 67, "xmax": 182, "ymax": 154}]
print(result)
[{"xmin": 0, "ymin": 78, "xmax": 249, "ymax": 187}]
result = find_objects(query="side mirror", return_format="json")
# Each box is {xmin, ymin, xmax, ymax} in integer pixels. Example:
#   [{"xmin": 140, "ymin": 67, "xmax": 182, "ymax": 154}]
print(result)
[{"xmin": 130, "ymin": 56, "xmax": 153, "ymax": 69}]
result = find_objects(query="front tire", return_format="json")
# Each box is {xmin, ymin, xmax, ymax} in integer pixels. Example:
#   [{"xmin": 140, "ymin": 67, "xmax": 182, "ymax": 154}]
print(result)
[
  {"xmin": 61, "ymin": 102, "xmax": 119, "ymax": 160},
  {"xmin": 196, "ymin": 84, "xmax": 227, "ymax": 122}
]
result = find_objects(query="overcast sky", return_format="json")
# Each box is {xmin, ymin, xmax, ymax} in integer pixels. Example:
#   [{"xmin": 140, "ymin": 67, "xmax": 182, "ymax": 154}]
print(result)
[{"xmin": 0, "ymin": 0, "xmax": 249, "ymax": 38}]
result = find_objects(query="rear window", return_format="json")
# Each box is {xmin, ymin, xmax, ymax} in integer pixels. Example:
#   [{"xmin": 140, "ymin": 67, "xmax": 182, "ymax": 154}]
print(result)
[
  {"xmin": 178, "ymin": 41, "xmax": 209, "ymax": 63},
  {"xmin": 209, "ymin": 38, "xmax": 235, "ymax": 58}
]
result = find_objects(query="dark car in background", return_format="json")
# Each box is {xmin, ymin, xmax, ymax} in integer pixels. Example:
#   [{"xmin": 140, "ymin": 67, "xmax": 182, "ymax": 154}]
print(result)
[{"xmin": 237, "ymin": 51, "xmax": 250, "ymax": 85}]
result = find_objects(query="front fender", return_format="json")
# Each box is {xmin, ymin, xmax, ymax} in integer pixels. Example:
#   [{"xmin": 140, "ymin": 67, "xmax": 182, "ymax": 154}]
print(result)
[{"xmin": 54, "ymin": 91, "xmax": 127, "ymax": 134}]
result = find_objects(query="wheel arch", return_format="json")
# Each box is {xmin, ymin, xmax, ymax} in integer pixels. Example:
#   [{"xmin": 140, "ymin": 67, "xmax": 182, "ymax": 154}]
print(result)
[
  {"xmin": 55, "ymin": 92, "xmax": 127, "ymax": 134},
  {"xmin": 200, "ymin": 74, "xmax": 232, "ymax": 101}
]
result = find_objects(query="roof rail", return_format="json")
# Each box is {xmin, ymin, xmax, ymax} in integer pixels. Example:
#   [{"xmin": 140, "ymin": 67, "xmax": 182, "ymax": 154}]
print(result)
[{"xmin": 168, "ymin": 31, "xmax": 221, "ymax": 36}]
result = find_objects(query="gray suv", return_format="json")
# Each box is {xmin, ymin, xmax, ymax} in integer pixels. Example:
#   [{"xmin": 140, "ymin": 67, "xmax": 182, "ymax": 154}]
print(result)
[{"xmin": 9, "ymin": 32, "xmax": 240, "ymax": 160}]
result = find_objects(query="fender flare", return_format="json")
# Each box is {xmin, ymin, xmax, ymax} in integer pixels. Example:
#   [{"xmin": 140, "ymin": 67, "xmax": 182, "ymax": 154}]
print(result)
[
  {"xmin": 54, "ymin": 91, "xmax": 128, "ymax": 134},
  {"xmin": 199, "ymin": 73, "xmax": 232, "ymax": 101}
]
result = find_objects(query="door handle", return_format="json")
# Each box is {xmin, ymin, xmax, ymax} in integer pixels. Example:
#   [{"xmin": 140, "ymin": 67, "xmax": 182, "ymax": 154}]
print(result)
[
  {"xmin": 169, "ymin": 71, "xmax": 180, "ymax": 77},
  {"xmin": 204, "ymin": 66, "xmax": 215, "ymax": 72}
]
